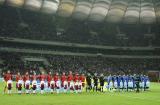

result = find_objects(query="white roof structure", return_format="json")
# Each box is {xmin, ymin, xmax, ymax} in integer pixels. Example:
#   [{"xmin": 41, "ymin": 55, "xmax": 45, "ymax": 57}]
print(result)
[{"xmin": 1, "ymin": 0, "xmax": 160, "ymax": 24}]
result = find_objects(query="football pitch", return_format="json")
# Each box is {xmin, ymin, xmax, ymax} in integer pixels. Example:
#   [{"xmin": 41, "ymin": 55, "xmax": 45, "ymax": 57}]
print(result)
[{"xmin": 0, "ymin": 82, "xmax": 160, "ymax": 105}]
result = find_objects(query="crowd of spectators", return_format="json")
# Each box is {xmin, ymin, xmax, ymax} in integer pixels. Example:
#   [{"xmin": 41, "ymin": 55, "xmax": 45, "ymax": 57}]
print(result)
[{"xmin": 0, "ymin": 52, "xmax": 160, "ymax": 77}]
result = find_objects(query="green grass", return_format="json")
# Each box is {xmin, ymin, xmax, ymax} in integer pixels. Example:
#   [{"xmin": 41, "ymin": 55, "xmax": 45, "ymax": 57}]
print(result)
[{"xmin": 0, "ymin": 82, "xmax": 160, "ymax": 105}]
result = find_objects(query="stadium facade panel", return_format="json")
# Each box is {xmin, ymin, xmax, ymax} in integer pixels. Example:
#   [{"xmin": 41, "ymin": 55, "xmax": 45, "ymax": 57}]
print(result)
[
  {"xmin": 155, "ymin": 1, "xmax": 160, "ymax": 23},
  {"xmin": 41, "ymin": 0, "xmax": 60, "ymax": 14},
  {"xmin": 0, "ymin": 0, "xmax": 5, "ymax": 5},
  {"xmin": 72, "ymin": 0, "xmax": 92, "ymax": 21},
  {"xmin": 6, "ymin": 0, "xmax": 25, "ymax": 8},
  {"xmin": 124, "ymin": 1, "xmax": 140, "ymax": 24},
  {"xmin": 24, "ymin": 0, "xmax": 43, "ymax": 12},
  {"xmin": 57, "ymin": 0, "xmax": 76, "ymax": 17},
  {"xmin": 140, "ymin": 0, "xmax": 156, "ymax": 24},
  {"xmin": 106, "ymin": 0, "xmax": 128, "ymax": 23},
  {"xmin": 88, "ymin": 0, "xmax": 111, "ymax": 22},
  {"xmin": 0, "ymin": 0, "xmax": 160, "ymax": 24}
]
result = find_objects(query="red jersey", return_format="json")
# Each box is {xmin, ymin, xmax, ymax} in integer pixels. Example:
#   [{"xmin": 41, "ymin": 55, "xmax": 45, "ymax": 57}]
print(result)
[
  {"xmin": 4, "ymin": 73, "xmax": 12, "ymax": 81},
  {"xmin": 54, "ymin": 75, "xmax": 59, "ymax": 82},
  {"xmin": 31, "ymin": 75, "xmax": 37, "ymax": 80},
  {"xmin": 16, "ymin": 75, "xmax": 21, "ymax": 82},
  {"xmin": 68, "ymin": 74, "xmax": 73, "ymax": 82},
  {"xmin": 74, "ymin": 75, "xmax": 79, "ymax": 82},
  {"xmin": 61, "ymin": 75, "xmax": 67, "ymax": 82},
  {"xmin": 79, "ymin": 75, "xmax": 85, "ymax": 82},
  {"xmin": 39, "ymin": 74, "xmax": 46, "ymax": 81},
  {"xmin": 47, "ymin": 75, "xmax": 52, "ymax": 82},
  {"xmin": 23, "ymin": 74, "xmax": 30, "ymax": 82}
]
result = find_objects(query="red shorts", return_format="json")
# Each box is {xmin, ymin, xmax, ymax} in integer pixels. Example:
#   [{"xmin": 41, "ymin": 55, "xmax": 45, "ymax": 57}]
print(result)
[
  {"xmin": 25, "ymin": 84, "xmax": 30, "ymax": 89},
  {"xmin": 32, "ymin": 85, "xmax": 36, "ymax": 90},
  {"xmin": 18, "ymin": 84, "xmax": 22, "ymax": 90},
  {"xmin": 70, "ymin": 86, "xmax": 74, "ymax": 90},
  {"xmin": 8, "ymin": 84, "xmax": 12, "ymax": 90},
  {"xmin": 48, "ymin": 83, "xmax": 50, "ymax": 87},
  {"xmin": 75, "ymin": 85, "xmax": 78, "ymax": 90},
  {"xmin": 51, "ymin": 84, "xmax": 55, "ymax": 89},
  {"xmin": 64, "ymin": 85, "xmax": 68, "ymax": 89},
  {"xmin": 41, "ymin": 84, "xmax": 44, "ymax": 90}
]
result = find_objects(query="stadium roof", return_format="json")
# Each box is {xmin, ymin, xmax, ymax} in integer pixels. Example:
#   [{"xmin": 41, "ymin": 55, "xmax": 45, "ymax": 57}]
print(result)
[{"xmin": 0, "ymin": 0, "xmax": 160, "ymax": 24}]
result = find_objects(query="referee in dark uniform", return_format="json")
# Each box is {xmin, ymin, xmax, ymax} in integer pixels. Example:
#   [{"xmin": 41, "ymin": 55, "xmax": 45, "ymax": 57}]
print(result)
[
  {"xmin": 99, "ymin": 73, "xmax": 105, "ymax": 92},
  {"xmin": 93, "ymin": 73, "xmax": 98, "ymax": 92},
  {"xmin": 134, "ymin": 74, "xmax": 141, "ymax": 93},
  {"xmin": 86, "ymin": 73, "xmax": 92, "ymax": 92}
]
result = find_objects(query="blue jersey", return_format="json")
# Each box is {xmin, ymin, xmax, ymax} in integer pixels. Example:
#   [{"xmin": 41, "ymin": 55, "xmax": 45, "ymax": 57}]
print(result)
[
  {"xmin": 107, "ymin": 76, "xmax": 112, "ymax": 84},
  {"xmin": 117, "ymin": 76, "xmax": 121, "ymax": 87}
]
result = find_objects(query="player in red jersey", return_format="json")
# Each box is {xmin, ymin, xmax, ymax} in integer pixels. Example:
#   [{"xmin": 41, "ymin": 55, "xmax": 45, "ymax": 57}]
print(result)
[
  {"xmin": 54, "ymin": 72, "xmax": 59, "ymax": 87},
  {"xmin": 17, "ymin": 76, "xmax": 24, "ymax": 94},
  {"xmin": 61, "ymin": 72, "xmax": 67, "ymax": 88},
  {"xmin": 16, "ymin": 72, "xmax": 21, "ymax": 90},
  {"xmin": 79, "ymin": 73, "xmax": 86, "ymax": 87},
  {"xmin": 3, "ymin": 70, "xmax": 12, "ymax": 93},
  {"xmin": 23, "ymin": 72, "xmax": 30, "ymax": 82},
  {"xmin": 23, "ymin": 72, "xmax": 30, "ymax": 88},
  {"xmin": 47, "ymin": 71, "xmax": 52, "ymax": 88},
  {"xmin": 39, "ymin": 72, "xmax": 46, "ymax": 81},
  {"xmin": 31, "ymin": 73, "xmax": 37, "ymax": 81},
  {"xmin": 40, "ymin": 79, "xmax": 45, "ymax": 94},
  {"xmin": 74, "ymin": 73, "xmax": 79, "ymax": 82},
  {"xmin": 7, "ymin": 77, "xmax": 13, "ymax": 94},
  {"xmin": 68, "ymin": 71, "xmax": 73, "ymax": 87},
  {"xmin": 4, "ymin": 70, "xmax": 12, "ymax": 82}
]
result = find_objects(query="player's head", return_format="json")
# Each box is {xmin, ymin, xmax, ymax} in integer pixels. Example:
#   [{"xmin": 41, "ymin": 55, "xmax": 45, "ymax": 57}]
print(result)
[
  {"xmin": 7, "ymin": 70, "xmax": 10, "ymax": 74},
  {"xmin": 34, "ymin": 72, "xmax": 36, "ymax": 75},
  {"xmin": 69, "ymin": 71, "xmax": 72, "ymax": 75},
  {"xmin": 26, "ymin": 72, "xmax": 28, "ymax": 75},
  {"xmin": 42, "ymin": 71, "xmax": 44, "ymax": 74},
  {"xmin": 62, "ymin": 72, "xmax": 65, "ymax": 75},
  {"xmin": 94, "ymin": 73, "xmax": 97, "ymax": 76},
  {"xmin": 87, "ymin": 73, "xmax": 90, "ymax": 76},
  {"xmin": 49, "ymin": 71, "xmax": 51, "ymax": 75},
  {"xmin": 17, "ymin": 72, "xmax": 20, "ymax": 75},
  {"xmin": 100, "ymin": 73, "xmax": 103, "ymax": 76},
  {"xmin": 56, "ymin": 72, "xmax": 59, "ymax": 75}
]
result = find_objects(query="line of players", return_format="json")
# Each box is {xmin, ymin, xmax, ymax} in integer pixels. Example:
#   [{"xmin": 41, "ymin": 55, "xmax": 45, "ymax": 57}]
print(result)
[
  {"xmin": 3, "ymin": 70, "xmax": 150, "ymax": 94},
  {"xmin": 85, "ymin": 73, "xmax": 150, "ymax": 92},
  {"xmin": 106, "ymin": 74, "xmax": 150, "ymax": 92},
  {"xmin": 3, "ymin": 70, "xmax": 86, "ymax": 94}
]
